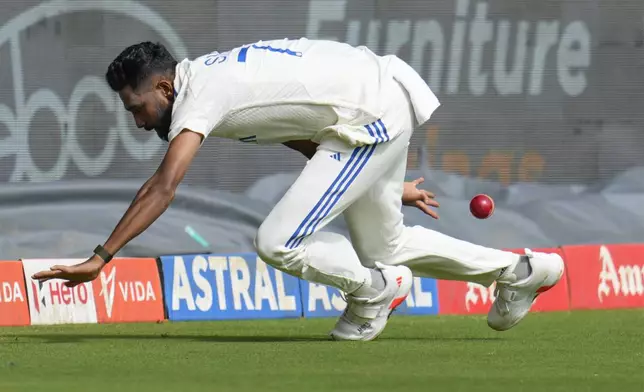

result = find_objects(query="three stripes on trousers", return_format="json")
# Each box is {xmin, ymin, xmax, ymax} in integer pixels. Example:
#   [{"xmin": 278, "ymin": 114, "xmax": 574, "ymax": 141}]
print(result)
[{"xmin": 286, "ymin": 120, "xmax": 390, "ymax": 249}]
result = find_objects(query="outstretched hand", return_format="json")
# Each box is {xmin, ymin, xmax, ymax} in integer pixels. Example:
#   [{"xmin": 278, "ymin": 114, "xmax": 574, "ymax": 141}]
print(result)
[
  {"xmin": 402, "ymin": 177, "xmax": 440, "ymax": 219},
  {"xmin": 31, "ymin": 256, "xmax": 105, "ymax": 288}
]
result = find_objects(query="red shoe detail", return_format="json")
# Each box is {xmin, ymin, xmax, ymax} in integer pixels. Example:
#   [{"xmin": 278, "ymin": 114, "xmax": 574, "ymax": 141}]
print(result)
[
  {"xmin": 396, "ymin": 276, "xmax": 402, "ymax": 287},
  {"xmin": 389, "ymin": 295, "xmax": 407, "ymax": 310},
  {"xmin": 536, "ymin": 284, "xmax": 555, "ymax": 294}
]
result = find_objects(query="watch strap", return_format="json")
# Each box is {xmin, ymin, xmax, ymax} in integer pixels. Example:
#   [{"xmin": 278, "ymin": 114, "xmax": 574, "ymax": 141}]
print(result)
[{"xmin": 93, "ymin": 245, "xmax": 113, "ymax": 263}]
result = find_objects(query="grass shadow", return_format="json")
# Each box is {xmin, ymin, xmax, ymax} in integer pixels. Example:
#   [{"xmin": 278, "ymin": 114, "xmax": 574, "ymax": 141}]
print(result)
[
  {"xmin": 1, "ymin": 333, "xmax": 328, "ymax": 344},
  {"xmin": 1, "ymin": 333, "xmax": 502, "ymax": 344}
]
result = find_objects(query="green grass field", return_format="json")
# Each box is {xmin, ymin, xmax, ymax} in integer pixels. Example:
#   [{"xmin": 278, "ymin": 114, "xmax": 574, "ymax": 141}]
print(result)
[{"xmin": 0, "ymin": 310, "xmax": 642, "ymax": 392}]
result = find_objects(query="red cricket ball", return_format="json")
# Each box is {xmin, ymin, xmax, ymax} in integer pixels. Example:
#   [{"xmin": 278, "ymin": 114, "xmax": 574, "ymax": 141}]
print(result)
[{"xmin": 469, "ymin": 194, "xmax": 495, "ymax": 219}]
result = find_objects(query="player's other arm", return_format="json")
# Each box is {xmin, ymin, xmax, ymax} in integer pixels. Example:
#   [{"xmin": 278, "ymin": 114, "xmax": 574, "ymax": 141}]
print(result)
[{"xmin": 32, "ymin": 129, "xmax": 203, "ymax": 285}]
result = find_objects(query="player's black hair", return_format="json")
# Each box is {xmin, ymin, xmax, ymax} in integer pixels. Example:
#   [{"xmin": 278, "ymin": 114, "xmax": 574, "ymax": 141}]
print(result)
[{"xmin": 105, "ymin": 41, "xmax": 177, "ymax": 92}]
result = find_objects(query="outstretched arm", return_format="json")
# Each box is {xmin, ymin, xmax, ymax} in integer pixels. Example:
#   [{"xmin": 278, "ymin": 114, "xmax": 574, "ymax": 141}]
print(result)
[
  {"xmin": 32, "ymin": 129, "xmax": 204, "ymax": 285},
  {"xmin": 101, "ymin": 130, "xmax": 203, "ymax": 255}
]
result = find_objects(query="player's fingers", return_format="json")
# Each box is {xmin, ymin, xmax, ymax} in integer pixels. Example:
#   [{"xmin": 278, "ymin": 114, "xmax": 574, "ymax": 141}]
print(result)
[
  {"xmin": 34, "ymin": 276, "xmax": 55, "ymax": 283},
  {"xmin": 426, "ymin": 208, "xmax": 440, "ymax": 220},
  {"xmin": 51, "ymin": 265, "xmax": 80, "ymax": 280},
  {"xmin": 421, "ymin": 190, "xmax": 436, "ymax": 199},
  {"xmin": 421, "ymin": 191, "xmax": 439, "ymax": 206},
  {"xmin": 31, "ymin": 270, "xmax": 62, "ymax": 280},
  {"xmin": 32, "ymin": 265, "xmax": 78, "ymax": 281},
  {"xmin": 411, "ymin": 177, "xmax": 424, "ymax": 186},
  {"xmin": 416, "ymin": 201, "xmax": 439, "ymax": 219}
]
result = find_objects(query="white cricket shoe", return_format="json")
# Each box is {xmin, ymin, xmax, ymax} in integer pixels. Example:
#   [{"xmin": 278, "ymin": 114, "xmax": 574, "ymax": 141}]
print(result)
[
  {"xmin": 329, "ymin": 263, "xmax": 413, "ymax": 341},
  {"xmin": 487, "ymin": 248, "xmax": 564, "ymax": 331}
]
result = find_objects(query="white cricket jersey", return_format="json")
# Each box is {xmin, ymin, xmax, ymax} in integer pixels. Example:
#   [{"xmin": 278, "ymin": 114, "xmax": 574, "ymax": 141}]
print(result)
[{"xmin": 168, "ymin": 38, "xmax": 440, "ymax": 145}]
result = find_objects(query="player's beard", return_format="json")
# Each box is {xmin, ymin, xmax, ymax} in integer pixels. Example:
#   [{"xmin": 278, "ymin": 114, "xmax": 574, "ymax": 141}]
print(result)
[{"xmin": 153, "ymin": 101, "xmax": 173, "ymax": 142}]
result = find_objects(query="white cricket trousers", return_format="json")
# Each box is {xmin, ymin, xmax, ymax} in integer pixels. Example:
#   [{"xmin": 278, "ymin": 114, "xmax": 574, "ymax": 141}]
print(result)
[{"xmin": 254, "ymin": 79, "xmax": 519, "ymax": 294}]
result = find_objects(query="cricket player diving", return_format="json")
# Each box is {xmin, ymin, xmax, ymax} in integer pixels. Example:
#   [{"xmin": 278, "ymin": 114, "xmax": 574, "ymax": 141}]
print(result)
[{"xmin": 33, "ymin": 38, "xmax": 564, "ymax": 340}]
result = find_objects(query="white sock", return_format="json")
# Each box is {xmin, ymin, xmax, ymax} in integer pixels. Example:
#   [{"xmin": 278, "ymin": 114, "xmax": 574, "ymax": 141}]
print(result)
[
  {"xmin": 512, "ymin": 255, "xmax": 532, "ymax": 279},
  {"xmin": 349, "ymin": 268, "xmax": 386, "ymax": 299},
  {"xmin": 369, "ymin": 269, "xmax": 386, "ymax": 291},
  {"xmin": 498, "ymin": 255, "xmax": 530, "ymax": 283}
]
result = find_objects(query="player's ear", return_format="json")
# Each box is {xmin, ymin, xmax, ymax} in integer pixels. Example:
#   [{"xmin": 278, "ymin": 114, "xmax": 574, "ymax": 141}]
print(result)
[{"xmin": 157, "ymin": 79, "xmax": 174, "ymax": 100}]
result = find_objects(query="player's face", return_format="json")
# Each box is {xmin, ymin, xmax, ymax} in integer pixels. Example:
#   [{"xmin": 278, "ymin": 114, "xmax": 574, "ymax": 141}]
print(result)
[{"xmin": 119, "ymin": 77, "xmax": 174, "ymax": 141}]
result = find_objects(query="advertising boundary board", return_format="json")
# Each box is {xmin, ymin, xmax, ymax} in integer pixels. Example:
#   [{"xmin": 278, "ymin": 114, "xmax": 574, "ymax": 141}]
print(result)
[
  {"xmin": 21, "ymin": 259, "xmax": 98, "ymax": 325},
  {"xmin": 3, "ymin": 244, "xmax": 644, "ymax": 327},
  {"xmin": 0, "ymin": 261, "xmax": 30, "ymax": 326},
  {"xmin": 92, "ymin": 258, "xmax": 165, "ymax": 323},
  {"xmin": 562, "ymin": 244, "xmax": 644, "ymax": 310},
  {"xmin": 158, "ymin": 253, "xmax": 303, "ymax": 321}
]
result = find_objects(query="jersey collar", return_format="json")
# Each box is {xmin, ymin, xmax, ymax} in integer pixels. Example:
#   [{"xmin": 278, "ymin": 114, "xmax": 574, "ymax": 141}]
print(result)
[{"xmin": 173, "ymin": 59, "xmax": 190, "ymax": 98}]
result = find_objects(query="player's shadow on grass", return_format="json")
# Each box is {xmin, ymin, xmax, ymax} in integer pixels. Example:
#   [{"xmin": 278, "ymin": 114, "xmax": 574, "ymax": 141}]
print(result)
[
  {"xmin": 2, "ymin": 334, "xmax": 501, "ymax": 344},
  {"xmin": 2, "ymin": 334, "xmax": 330, "ymax": 344}
]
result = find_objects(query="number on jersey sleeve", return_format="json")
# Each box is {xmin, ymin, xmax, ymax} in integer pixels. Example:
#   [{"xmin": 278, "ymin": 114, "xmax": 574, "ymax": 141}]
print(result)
[{"xmin": 237, "ymin": 44, "xmax": 303, "ymax": 63}]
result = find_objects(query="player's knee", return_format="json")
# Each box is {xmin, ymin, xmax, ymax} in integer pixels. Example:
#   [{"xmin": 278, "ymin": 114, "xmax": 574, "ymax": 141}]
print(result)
[
  {"xmin": 254, "ymin": 224, "xmax": 299, "ymax": 269},
  {"xmin": 254, "ymin": 233, "xmax": 276, "ymax": 265}
]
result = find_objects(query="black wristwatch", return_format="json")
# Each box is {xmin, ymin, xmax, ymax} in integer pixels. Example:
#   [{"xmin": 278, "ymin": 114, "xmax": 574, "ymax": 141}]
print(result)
[{"xmin": 93, "ymin": 245, "xmax": 113, "ymax": 264}]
